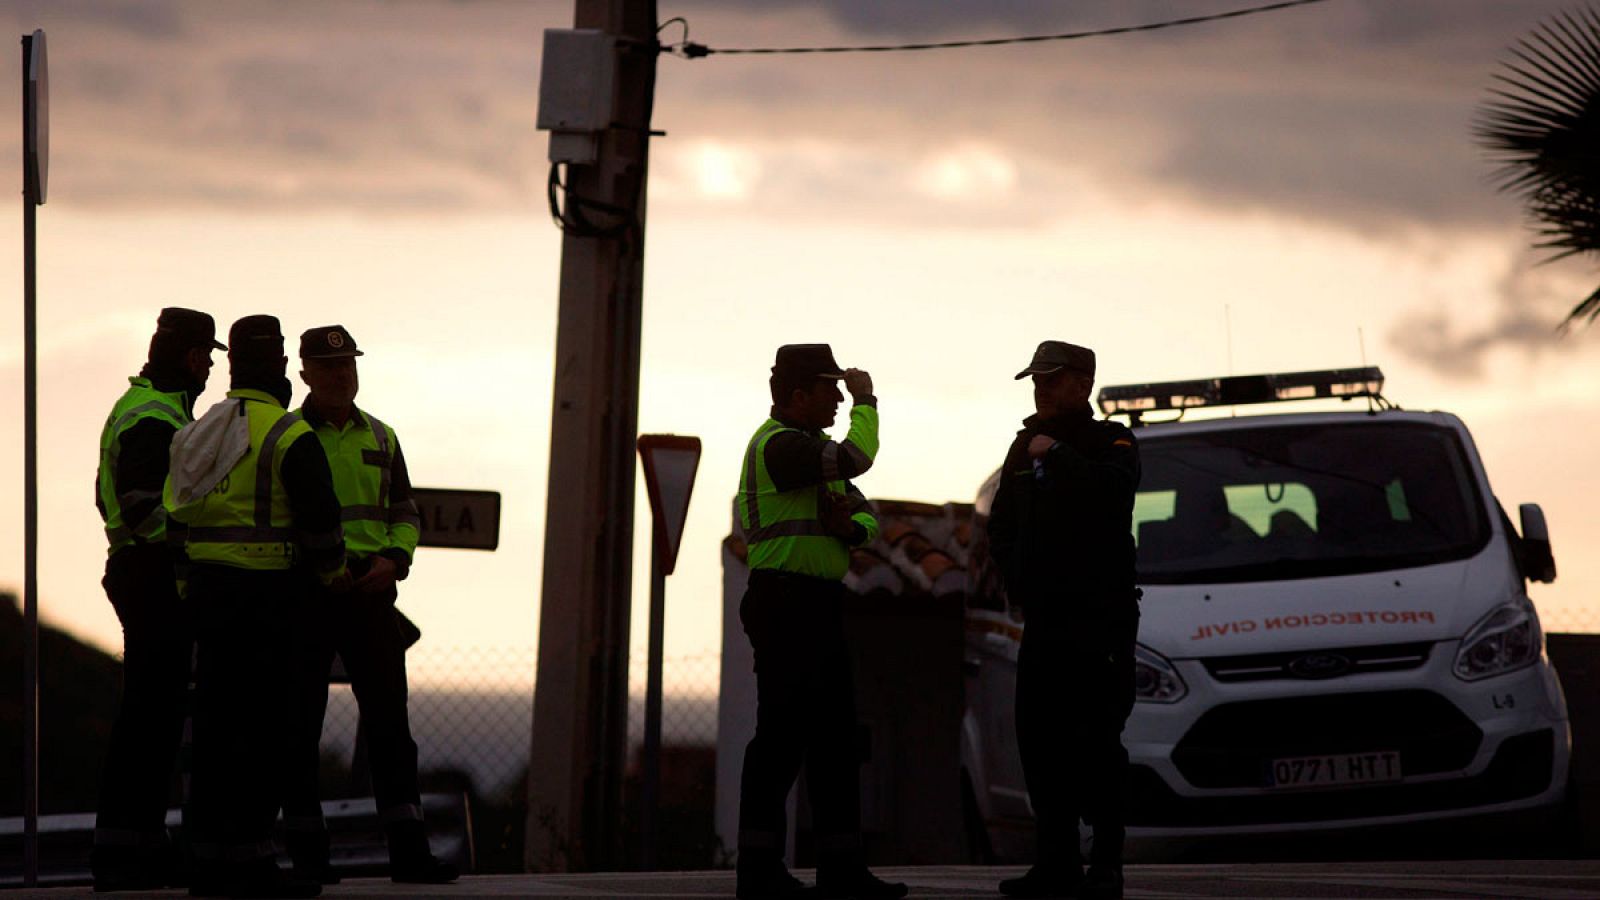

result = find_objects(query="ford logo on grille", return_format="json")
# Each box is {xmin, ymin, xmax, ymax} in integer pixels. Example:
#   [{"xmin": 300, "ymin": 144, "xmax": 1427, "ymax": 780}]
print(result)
[{"xmin": 1287, "ymin": 653, "xmax": 1352, "ymax": 679}]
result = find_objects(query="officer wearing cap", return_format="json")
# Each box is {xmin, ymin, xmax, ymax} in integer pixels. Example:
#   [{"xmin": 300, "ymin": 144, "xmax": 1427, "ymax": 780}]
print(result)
[
  {"xmin": 986, "ymin": 341, "xmax": 1140, "ymax": 900},
  {"xmin": 90, "ymin": 308, "xmax": 225, "ymax": 891},
  {"xmin": 734, "ymin": 345, "xmax": 905, "ymax": 900},
  {"xmin": 165, "ymin": 315, "xmax": 349, "ymax": 898},
  {"xmin": 280, "ymin": 325, "xmax": 456, "ymax": 886}
]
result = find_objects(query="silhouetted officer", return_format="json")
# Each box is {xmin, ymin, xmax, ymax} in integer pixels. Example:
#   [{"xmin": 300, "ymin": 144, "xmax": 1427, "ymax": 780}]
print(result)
[
  {"xmin": 281, "ymin": 325, "xmax": 456, "ymax": 885},
  {"xmin": 166, "ymin": 315, "xmax": 349, "ymax": 898},
  {"xmin": 735, "ymin": 344, "xmax": 906, "ymax": 900},
  {"xmin": 91, "ymin": 308, "xmax": 225, "ymax": 891},
  {"xmin": 987, "ymin": 341, "xmax": 1141, "ymax": 900}
]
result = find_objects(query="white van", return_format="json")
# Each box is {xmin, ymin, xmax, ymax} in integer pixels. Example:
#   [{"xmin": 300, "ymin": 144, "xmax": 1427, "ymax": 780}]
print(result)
[{"xmin": 960, "ymin": 368, "xmax": 1568, "ymax": 860}]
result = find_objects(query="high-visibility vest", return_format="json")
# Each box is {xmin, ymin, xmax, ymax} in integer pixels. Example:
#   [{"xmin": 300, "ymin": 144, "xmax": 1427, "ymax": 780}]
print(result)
[
  {"xmin": 96, "ymin": 376, "xmax": 190, "ymax": 555},
  {"xmin": 738, "ymin": 407, "xmax": 880, "ymax": 580},
  {"xmin": 165, "ymin": 389, "xmax": 332, "ymax": 572},
  {"xmin": 297, "ymin": 406, "xmax": 421, "ymax": 560}
]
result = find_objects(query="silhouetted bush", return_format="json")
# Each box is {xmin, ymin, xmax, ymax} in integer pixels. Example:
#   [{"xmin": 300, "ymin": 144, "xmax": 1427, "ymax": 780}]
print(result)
[{"xmin": 0, "ymin": 591, "xmax": 125, "ymax": 817}]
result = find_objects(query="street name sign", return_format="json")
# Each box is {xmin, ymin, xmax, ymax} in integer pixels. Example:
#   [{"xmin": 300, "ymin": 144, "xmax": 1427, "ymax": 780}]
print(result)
[{"xmin": 412, "ymin": 487, "xmax": 501, "ymax": 550}]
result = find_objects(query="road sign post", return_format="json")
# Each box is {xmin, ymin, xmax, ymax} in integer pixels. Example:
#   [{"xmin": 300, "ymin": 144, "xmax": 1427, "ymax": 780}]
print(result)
[
  {"xmin": 20, "ymin": 27, "xmax": 45, "ymax": 889},
  {"xmin": 635, "ymin": 434, "xmax": 701, "ymax": 870}
]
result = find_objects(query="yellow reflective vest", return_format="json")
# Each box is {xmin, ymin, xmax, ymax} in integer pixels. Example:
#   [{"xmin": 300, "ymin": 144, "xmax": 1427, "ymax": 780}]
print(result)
[
  {"xmin": 738, "ymin": 404, "xmax": 880, "ymax": 580},
  {"xmin": 96, "ymin": 376, "xmax": 190, "ymax": 555},
  {"xmin": 296, "ymin": 405, "xmax": 421, "ymax": 563},
  {"xmin": 164, "ymin": 389, "xmax": 338, "ymax": 574}
]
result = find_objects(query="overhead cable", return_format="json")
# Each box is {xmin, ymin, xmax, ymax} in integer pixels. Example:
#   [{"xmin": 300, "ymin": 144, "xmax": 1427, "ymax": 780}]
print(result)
[{"xmin": 663, "ymin": 0, "xmax": 1332, "ymax": 59}]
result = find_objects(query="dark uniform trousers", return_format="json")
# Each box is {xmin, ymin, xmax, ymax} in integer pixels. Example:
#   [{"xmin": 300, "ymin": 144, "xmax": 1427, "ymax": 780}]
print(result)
[
  {"xmin": 94, "ymin": 545, "xmax": 194, "ymax": 853},
  {"xmin": 1015, "ymin": 600, "xmax": 1139, "ymax": 869},
  {"xmin": 283, "ymin": 557, "xmax": 421, "ymax": 855},
  {"xmin": 737, "ymin": 570, "xmax": 863, "ymax": 867},
  {"xmin": 187, "ymin": 564, "xmax": 297, "ymax": 866}
]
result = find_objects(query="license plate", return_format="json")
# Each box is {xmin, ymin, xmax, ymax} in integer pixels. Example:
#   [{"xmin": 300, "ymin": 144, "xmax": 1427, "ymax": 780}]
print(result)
[{"xmin": 1267, "ymin": 751, "xmax": 1401, "ymax": 789}]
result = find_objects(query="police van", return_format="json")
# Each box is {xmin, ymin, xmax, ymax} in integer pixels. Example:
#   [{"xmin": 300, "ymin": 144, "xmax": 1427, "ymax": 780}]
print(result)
[{"xmin": 961, "ymin": 368, "xmax": 1568, "ymax": 859}]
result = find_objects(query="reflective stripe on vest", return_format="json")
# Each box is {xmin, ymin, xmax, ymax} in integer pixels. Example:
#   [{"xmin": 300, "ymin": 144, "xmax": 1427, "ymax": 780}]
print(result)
[
  {"xmin": 168, "ymin": 391, "xmax": 312, "ymax": 570},
  {"xmin": 738, "ymin": 418, "xmax": 854, "ymax": 580},
  {"xmin": 299, "ymin": 407, "xmax": 421, "ymax": 559},
  {"xmin": 97, "ymin": 378, "xmax": 189, "ymax": 555}
]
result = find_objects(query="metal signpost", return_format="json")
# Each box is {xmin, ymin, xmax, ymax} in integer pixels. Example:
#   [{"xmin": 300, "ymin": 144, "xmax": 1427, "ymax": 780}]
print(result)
[
  {"xmin": 20, "ymin": 27, "xmax": 46, "ymax": 889},
  {"xmin": 635, "ymin": 434, "xmax": 701, "ymax": 869}
]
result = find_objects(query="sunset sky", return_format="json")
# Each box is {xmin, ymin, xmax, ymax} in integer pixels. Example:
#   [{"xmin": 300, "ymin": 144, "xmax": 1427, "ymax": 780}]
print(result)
[{"xmin": 2, "ymin": 0, "xmax": 1598, "ymax": 685}]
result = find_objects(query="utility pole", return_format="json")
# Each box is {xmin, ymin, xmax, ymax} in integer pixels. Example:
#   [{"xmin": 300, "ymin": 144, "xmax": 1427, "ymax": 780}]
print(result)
[{"xmin": 526, "ymin": 0, "xmax": 658, "ymax": 872}]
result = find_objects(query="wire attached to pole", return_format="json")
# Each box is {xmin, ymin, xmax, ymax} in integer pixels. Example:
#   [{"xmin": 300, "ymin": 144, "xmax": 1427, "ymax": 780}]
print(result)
[
  {"xmin": 662, "ymin": 0, "xmax": 1332, "ymax": 59},
  {"xmin": 547, "ymin": 162, "xmax": 639, "ymax": 244}
]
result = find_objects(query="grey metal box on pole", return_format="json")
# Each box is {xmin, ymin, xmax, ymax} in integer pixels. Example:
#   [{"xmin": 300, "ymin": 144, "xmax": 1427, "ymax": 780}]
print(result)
[{"xmin": 537, "ymin": 28, "xmax": 617, "ymax": 165}]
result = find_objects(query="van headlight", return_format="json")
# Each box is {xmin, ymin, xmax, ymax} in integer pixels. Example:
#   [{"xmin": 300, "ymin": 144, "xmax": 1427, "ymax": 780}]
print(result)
[
  {"xmin": 1453, "ymin": 599, "xmax": 1542, "ymax": 681},
  {"xmin": 1135, "ymin": 644, "xmax": 1187, "ymax": 703}
]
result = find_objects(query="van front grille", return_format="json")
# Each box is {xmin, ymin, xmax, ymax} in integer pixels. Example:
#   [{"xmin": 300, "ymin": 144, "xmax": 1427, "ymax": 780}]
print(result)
[{"xmin": 1202, "ymin": 641, "xmax": 1433, "ymax": 683}]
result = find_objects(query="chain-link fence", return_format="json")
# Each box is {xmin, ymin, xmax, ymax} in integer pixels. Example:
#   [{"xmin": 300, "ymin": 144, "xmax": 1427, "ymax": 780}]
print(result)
[
  {"xmin": 315, "ymin": 646, "xmax": 723, "ymax": 871},
  {"xmin": 1536, "ymin": 598, "xmax": 1597, "ymax": 636}
]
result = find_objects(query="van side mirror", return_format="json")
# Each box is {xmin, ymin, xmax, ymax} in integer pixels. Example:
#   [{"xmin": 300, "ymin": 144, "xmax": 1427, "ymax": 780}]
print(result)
[{"xmin": 1519, "ymin": 503, "xmax": 1557, "ymax": 584}]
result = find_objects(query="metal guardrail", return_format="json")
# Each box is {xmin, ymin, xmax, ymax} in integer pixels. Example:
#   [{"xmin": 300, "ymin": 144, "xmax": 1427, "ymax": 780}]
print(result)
[{"xmin": 0, "ymin": 791, "xmax": 472, "ymax": 888}]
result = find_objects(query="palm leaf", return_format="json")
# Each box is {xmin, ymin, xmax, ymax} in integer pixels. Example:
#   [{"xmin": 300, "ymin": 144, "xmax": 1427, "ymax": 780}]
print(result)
[{"xmin": 1476, "ymin": 5, "xmax": 1600, "ymax": 324}]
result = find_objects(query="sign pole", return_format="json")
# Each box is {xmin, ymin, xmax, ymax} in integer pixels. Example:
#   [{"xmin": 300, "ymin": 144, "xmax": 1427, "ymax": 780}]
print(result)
[
  {"xmin": 20, "ymin": 28, "xmax": 45, "ymax": 890},
  {"xmin": 633, "ymin": 433, "xmax": 700, "ymax": 870},
  {"xmin": 640, "ymin": 534, "xmax": 665, "ymax": 870},
  {"xmin": 21, "ymin": 125, "xmax": 37, "ymax": 889}
]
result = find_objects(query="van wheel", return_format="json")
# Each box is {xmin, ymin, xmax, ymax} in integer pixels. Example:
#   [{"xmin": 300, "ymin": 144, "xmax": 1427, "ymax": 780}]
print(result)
[{"xmin": 961, "ymin": 770, "xmax": 995, "ymax": 865}]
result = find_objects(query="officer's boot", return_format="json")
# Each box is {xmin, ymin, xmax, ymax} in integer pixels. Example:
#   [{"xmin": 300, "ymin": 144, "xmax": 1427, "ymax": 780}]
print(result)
[
  {"xmin": 999, "ymin": 822, "xmax": 1083, "ymax": 899},
  {"xmin": 735, "ymin": 848, "xmax": 812, "ymax": 899},
  {"xmin": 285, "ymin": 827, "xmax": 339, "ymax": 886},
  {"xmin": 92, "ymin": 842, "xmax": 170, "ymax": 892},
  {"xmin": 185, "ymin": 860, "xmax": 231, "ymax": 898},
  {"xmin": 998, "ymin": 866, "xmax": 1083, "ymax": 899},
  {"xmin": 385, "ymin": 820, "xmax": 459, "ymax": 884},
  {"xmin": 815, "ymin": 848, "xmax": 908, "ymax": 900},
  {"xmin": 222, "ymin": 858, "xmax": 321, "ymax": 899},
  {"xmin": 1082, "ymin": 821, "xmax": 1124, "ymax": 900}
]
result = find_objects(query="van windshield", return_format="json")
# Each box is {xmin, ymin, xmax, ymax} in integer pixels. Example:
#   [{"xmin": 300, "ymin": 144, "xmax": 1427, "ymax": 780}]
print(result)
[{"xmin": 1135, "ymin": 422, "xmax": 1489, "ymax": 584}]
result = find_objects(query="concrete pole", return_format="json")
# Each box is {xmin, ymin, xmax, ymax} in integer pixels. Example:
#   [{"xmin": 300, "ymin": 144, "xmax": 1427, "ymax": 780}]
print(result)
[{"xmin": 526, "ymin": 0, "xmax": 657, "ymax": 872}]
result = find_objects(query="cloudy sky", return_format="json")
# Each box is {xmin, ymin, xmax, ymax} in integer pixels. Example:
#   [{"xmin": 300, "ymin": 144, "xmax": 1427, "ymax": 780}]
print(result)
[{"xmin": 2, "ymin": 0, "xmax": 1598, "ymax": 684}]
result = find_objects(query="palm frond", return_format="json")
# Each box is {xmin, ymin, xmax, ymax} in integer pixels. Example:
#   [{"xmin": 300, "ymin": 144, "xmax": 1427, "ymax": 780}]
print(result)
[
  {"xmin": 1475, "ymin": 5, "xmax": 1600, "ymax": 326},
  {"xmin": 1569, "ymin": 283, "xmax": 1600, "ymax": 325}
]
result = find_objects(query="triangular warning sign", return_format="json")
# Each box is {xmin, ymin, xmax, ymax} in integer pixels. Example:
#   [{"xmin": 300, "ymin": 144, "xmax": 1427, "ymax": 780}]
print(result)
[{"xmin": 638, "ymin": 434, "xmax": 702, "ymax": 575}]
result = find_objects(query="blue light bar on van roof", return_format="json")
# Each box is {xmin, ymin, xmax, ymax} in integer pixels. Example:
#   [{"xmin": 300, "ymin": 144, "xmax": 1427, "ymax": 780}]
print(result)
[{"xmin": 1097, "ymin": 367, "xmax": 1385, "ymax": 418}]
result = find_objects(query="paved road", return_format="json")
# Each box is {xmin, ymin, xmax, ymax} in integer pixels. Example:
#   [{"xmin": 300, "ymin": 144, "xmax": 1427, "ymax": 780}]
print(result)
[
  {"xmin": 12, "ymin": 864, "xmax": 1600, "ymax": 896},
  {"xmin": 10, "ymin": 862, "xmax": 1600, "ymax": 898}
]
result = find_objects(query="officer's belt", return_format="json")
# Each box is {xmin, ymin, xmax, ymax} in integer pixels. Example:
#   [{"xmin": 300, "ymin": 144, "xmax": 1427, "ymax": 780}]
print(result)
[{"xmin": 748, "ymin": 568, "xmax": 838, "ymax": 587}]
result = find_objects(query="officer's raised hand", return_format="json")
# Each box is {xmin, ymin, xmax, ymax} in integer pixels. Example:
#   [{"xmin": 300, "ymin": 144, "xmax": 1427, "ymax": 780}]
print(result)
[
  {"xmin": 843, "ymin": 368, "xmax": 873, "ymax": 402},
  {"xmin": 1028, "ymin": 434, "xmax": 1056, "ymax": 459}
]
